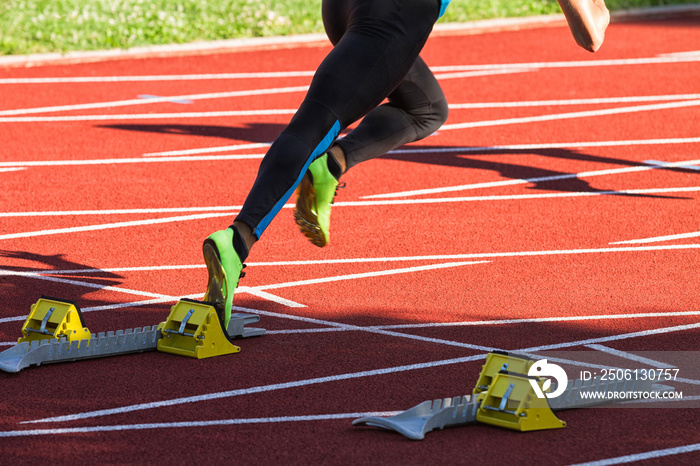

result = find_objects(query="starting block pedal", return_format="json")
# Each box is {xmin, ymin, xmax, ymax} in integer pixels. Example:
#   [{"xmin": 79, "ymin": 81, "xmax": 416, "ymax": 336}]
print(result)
[
  {"xmin": 476, "ymin": 370, "xmax": 566, "ymax": 432},
  {"xmin": 18, "ymin": 297, "xmax": 91, "ymax": 348},
  {"xmin": 157, "ymin": 299, "xmax": 241, "ymax": 359},
  {"xmin": 0, "ymin": 297, "xmax": 266, "ymax": 372},
  {"xmin": 472, "ymin": 351, "xmax": 534, "ymax": 395}
]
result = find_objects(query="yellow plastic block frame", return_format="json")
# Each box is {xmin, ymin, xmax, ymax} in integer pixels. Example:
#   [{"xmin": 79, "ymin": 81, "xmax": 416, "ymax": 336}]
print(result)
[
  {"xmin": 18, "ymin": 297, "xmax": 91, "ymax": 348},
  {"xmin": 157, "ymin": 299, "xmax": 240, "ymax": 359},
  {"xmin": 473, "ymin": 351, "xmax": 535, "ymax": 395},
  {"xmin": 476, "ymin": 371, "xmax": 566, "ymax": 432}
]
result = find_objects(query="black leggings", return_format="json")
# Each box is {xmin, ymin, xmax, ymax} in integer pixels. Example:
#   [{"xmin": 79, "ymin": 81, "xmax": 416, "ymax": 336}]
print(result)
[{"xmin": 236, "ymin": 0, "xmax": 448, "ymax": 239}]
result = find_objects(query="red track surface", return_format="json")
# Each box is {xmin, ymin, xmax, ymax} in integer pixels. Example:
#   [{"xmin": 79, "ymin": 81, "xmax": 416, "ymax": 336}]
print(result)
[{"xmin": 1, "ymin": 15, "xmax": 699, "ymax": 465}]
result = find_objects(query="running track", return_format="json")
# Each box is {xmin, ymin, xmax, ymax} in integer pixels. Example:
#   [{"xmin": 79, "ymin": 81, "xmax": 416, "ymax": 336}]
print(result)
[{"xmin": 0, "ymin": 13, "xmax": 699, "ymax": 465}]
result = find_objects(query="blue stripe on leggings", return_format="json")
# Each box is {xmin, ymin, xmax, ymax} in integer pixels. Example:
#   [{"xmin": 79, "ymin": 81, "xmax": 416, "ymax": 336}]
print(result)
[
  {"xmin": 438, "ymin": 0, "xmax": 451, "ymax": 18},
  {"xmin": 254, "ymin": 120, "xmax": 342, "ymax": 238}
]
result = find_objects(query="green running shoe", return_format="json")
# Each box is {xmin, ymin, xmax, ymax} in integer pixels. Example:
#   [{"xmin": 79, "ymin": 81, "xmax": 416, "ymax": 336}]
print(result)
[
  {"xmin": 295, "ymin": 153, "xmax": 340, "ymax": 247},
  {"xmin": 203, "ymin": 228, "xmax": 244, "ymax": 329}
]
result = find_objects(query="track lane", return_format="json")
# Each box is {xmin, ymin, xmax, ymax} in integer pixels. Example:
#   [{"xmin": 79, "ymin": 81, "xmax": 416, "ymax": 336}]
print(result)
[{"xmin": 0, "ymin": 16, "xmax": 698, "ymax": 465}]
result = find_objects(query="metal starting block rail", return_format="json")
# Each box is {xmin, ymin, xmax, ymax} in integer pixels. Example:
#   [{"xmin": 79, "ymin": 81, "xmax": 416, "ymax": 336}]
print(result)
[
  {"xmin": 353, "ymin": 351, "xmax": 675, "ymax": 439},
  {"xmin": 0, "ymin": 297, "xmax": 265, "ymax": 373}
]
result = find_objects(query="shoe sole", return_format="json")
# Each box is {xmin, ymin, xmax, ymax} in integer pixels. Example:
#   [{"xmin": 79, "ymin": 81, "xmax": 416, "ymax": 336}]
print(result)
[
  {"xmin": 202, "ymin": 241, "xmax": 227, "ymax": 313},
  {"xmin": 294, "ymin": 174, "xmax": 328, "ymax": 247}
]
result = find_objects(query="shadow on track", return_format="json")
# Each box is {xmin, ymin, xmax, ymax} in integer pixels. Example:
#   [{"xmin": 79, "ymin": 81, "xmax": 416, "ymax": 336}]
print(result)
[
  {"xmin": 99, "ymin": 123, "xmax": 697, "ymax": 199},
  {"xmin": 99, "ymin": 122, "xmax": 284, "ymax": 144},
  {"xmin": 0, "ymin": 250, "xmax": 124, "ymax": 317},
  {"xmin": 383, "ymin": 146, "xmax": 697, "ymax": 199}
]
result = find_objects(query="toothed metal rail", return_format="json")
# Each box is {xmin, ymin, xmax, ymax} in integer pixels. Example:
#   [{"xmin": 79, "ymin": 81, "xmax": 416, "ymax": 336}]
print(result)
[
  {"xmin": 0, "ymin": 297, "xmax": 265, "ymax": 373},
  {"xmin": 0, "ymin": 326, "xmax": 161, "ymax": 373}
]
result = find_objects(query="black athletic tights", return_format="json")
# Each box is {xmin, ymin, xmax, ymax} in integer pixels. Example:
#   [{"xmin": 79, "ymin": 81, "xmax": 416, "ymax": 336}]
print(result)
[{"xmin": 236, "ymin": 0, "xmax": 449, "ymax": 239}]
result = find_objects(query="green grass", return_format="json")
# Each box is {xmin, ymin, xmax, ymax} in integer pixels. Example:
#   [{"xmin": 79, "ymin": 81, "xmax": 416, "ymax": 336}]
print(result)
[
  {"xmin": 0, "ymin": 0, "xmax": 696, "ymax": 55},
  {"xmin": 441, "ymin": 0, "xmax": 697, "ymax": 23}
]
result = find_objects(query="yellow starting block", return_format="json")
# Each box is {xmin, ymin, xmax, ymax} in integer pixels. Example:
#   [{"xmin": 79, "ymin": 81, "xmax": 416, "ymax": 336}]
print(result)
[
  {"xmin": 472, "ymin": 351, "xmax": 534, "ymax": 395},
  {"xmin": 472, "ymin": 351, "xmax": 565, "ymax": 432},
  {"xmin": 157, "ymin": 299, "xmax": 241, "ymax": 359},
  {"xmin": 0, "ymin": 297, "xmax": 264, "ymax": 373},
  {"xmin": 354, "ymin": 350, "xmax": 675, "ymax": 439},
  {"xmin": 18, "ymin": 297, "xmax": 91, "ymax": 349},
  {"xmin": 476, "ymin": 370, "xmax": 566, "ymax": 432}
]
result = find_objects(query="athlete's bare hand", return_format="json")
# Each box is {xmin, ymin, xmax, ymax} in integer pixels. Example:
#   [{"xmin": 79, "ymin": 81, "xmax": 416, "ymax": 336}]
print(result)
[{"xmin": 558, "ymin": 0, "xmax": 610, "ymax": 52}]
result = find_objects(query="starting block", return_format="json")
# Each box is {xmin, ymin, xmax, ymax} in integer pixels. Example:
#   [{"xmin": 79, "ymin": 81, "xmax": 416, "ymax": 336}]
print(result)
[
  {"xmin": 157, "ymin": 299, "xmax": 240, "ymax": 359},
  {"xmin": 353, "ymin": 350, "xmax": 674, "ymax": 439},
  {"xmin": 0, "ymin": 297, "xmax": 265, "ymax": 373},
  {"xmin": 476, "ymin": 370, "xmax": 566, "ymax": 432},
  {"xmin": 18, "ymin": 297, "xmax": 91, "ymax": 348},
  {"xmin": 472, "ymin": 350, "xmax": 534, "ymax": 395}
]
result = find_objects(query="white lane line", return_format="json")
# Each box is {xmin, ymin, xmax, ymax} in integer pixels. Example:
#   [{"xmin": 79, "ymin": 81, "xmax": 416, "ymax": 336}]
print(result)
[
  {"xmin": 27, "ymin": 95, "xmax": 692, "ymax": 123},
  {"xmin": 585, "ymin": 344, "xmax": 677, "ymax": 368},
  {"xmin": 379, "ymin": 310, "xmax": 700, "ymax": 328},
  {"xmin": 8, "ymin": 265, "xmax": 207, "ymax": 274},
  {"xmin": 7, "ymin": 95, "xmax": 700, "ymax": 123},
  {"xmin": 2, "ymin": 53, "xmax": 698, "ymax": 85},
  {"xmin": 3, "ymin": 303, "xmax": 699, "ymax": 337},
  {"xmin": 434, "ymin": 67, "xmax": 535, "ymax": 79},
  {"xmin": 1, "ymin": 245, "xmax": 696, "ymax": 325},
  {"xmin": 0, "ymin": 71, "xmax": 316, "ymax": 84},
  {"xmin": 5, "ymin": 97, "xmax": 700, "ymax": 125},
  {"xmin": 0, "ymin": 153, "xmax": 266, "ymax": 168},
  {"xmin": 0, "ymin": 297, "xmax": 176, "ymax": 325},
  {"xmin": 143, "ymin": 136, "xmax": 699, "ymax": 160},
  {"xmin": 2, "ymin": 136, "xmax": 698, "ymax": 170},
  {"xmin": 612, "ymin": 231, "xmax": 700, "ymax": 245},
  {"xmin": 4, "ymin": 244, "xmax": 700, "ymax": 279},
  {"xmin": 448, "ymin": 94, "xmax": 700, "ymax": 108},
  {"xmin": 0, "ymin": 67, "xmax": 529, "ymax": 87},
  {"xmin": 0, "ymin": 261, "xmax": 488, "ymax": 324},
  {"xmin": 0, "ymin": 86, "xmax": 309, "ymax": 117},
  {"xmin": 0, "ymin": 206, "xmax": 245, "ymax": 218},
  {"xmin": 338, "ymin": 187, "xmax": 700, "ymax": 205},
  {"xmin": 644, "ymin": 159, "xmax": 700, "ymax": 170},
  {"xmin": 364, "ymin": 158, "xmax": 700, "ymax": 198},
  {"xmin": 659, "ymin": 50, "xmax": 700, "ymax": 58},
  {"xmin": 0, "ymin": 167, "xmax": 26, "ymax": 173},
  {"xmin": 0, "ymin": 211, "xmax": 237, "ymax": 241},
  {"xmin": 240, "ymin": 306, "xmax": 496, "ymax": 353},
  {"xmin": 2, "ymin": 186, "xmax": 699, "ymax": 225},
  {"xmin": 430, "ymin": 53, "xmax": 700, "ymax": 72},
  {"xmin": 21, "ymin": 354, "xmax": 489, "ymax": 424},
  {"xmin": 144, "ymin": 142, "xmax": 272, "ymax": 157},
  {"xmin": 568, "ymin": 443, "xmax": 700, "ymax": 466},
  {"xmin": 242, "ymin": 261, "xmax": 489, "ymax": 292},
  {"xmin": 441, "ymin": 99, "xmax": 700, "ymax": 131},
  {"xmin": 251, "ymin": 305, "xmax": 700, "ymax": 386},
  {"xmin": 0, "ymin": 411, "xmax": 401, "ymax": 437},
  {"xmin": 0, "ymin": 270, "xmax": 172, "ymax": 302},
  {"xmin": 22, "ymin": 320, "xmax": 699, "ymax": 424},
  {"xmin": 390, "ymin": 137, "xmax": 700, "ymax": 154},
  {"xmin": 5, "ymin": 187, "xmax": 697, "ymax": 241},
  {"xmin": 138, "ymin": 94, "xmax": 192, "ymax": 105},
  {"xmin": 266, "ymin": 310, "xmax": 700, "ymax": 334},
  {"xmin": 6, "ymin": 397, "xmax": 700, "ymax": 438},
  {"xmin": 0, "ymin": 110, "xmax": 297, "ymax": 123},
  {"xmin": 243, "ymin": 289, "xmax": 306, "ymax": 308},
  {"xmin": 522, "ymin": 322, "xmax": 700, "ymax": 353}
]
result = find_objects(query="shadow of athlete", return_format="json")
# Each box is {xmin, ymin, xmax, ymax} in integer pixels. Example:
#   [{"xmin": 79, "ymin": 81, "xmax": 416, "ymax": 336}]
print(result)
[
  {"xmin": 99, "ymin": 123, "xmax": 286, "ymax": 145},
  {"xmin": 0, "ymin": 250, "xmax": 124, "ymax": 305},
  {"xmin": 382, "ymin": 146, "xmax": 697, "ymax": 199}
]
